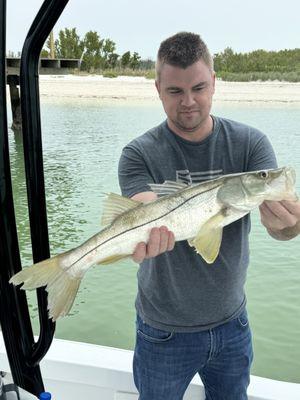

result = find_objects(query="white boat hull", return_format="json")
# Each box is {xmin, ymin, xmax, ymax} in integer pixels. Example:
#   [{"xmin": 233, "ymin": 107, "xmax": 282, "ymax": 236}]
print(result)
[{"xmin": 1, "ymin": 334, "xmax": 300, "ymax": 400}]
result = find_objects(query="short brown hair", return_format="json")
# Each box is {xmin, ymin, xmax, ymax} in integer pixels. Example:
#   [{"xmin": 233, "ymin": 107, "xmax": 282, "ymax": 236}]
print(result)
[{"xmin": 156, "ymin": 32, "xmax": 213, "ymax": 79}]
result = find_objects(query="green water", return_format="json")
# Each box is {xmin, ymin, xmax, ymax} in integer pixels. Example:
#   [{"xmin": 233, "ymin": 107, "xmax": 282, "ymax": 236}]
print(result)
[{"xmin": 7, "ymin": 98, "xmax": 300, "ymax": 383}]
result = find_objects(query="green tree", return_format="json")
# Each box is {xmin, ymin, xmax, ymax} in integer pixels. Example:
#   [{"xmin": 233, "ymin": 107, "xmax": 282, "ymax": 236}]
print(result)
[
  {"xmin": 222, "ymin": 47, "xmax": 235, "ymax": 71},
  {"xmin": 107, "ymin": 53, "xmax": 119, "ymax": 68},
  {"xmin": 103, "ymin": 39, "xmax": 116, "ymax": 58},
  {"xmin": 83, "ymin": 31, "xmax": 103, "ymax": 55},
  {"xmin": 121, "ymin": 51, "xmax": 131, "ymax": 68},
  {"xmin": 82, "ymin": 31, "xmax": 104, "ymax": 70},
  {"xmin": 101, "ymin": 39, "xmax": 117, "ymax": 68},
  {"xmin": 214, "ymin": 46, "xmax": 300, "ymax": 81},
  {"xmin": 129, "ymin": 52, "xmax": 141, "ymax": 70},
  {"xmin": 55, "ymin": 28, "xmax": 83, "ymax": 59}
]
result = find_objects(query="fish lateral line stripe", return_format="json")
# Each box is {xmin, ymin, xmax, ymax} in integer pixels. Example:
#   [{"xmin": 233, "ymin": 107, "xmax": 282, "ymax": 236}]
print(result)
[{"xmin": 69, "ymin": 182, "xmax": 223, "ymax": 267}]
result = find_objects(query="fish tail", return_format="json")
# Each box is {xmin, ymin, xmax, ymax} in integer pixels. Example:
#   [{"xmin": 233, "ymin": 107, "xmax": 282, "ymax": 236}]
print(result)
[{"xmin": 9, "ymin": 255, "xmax": 81, "ymax": 321}]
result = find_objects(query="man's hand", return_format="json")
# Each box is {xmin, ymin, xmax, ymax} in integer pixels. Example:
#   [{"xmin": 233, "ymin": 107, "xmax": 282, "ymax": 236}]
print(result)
[
  {"xmin": 132, "ymin": 226, "xmax": 175, "ymax": 263},
  {"xmin": 259, "ymin": 200, "xmax": 300, "ymax": 240}
]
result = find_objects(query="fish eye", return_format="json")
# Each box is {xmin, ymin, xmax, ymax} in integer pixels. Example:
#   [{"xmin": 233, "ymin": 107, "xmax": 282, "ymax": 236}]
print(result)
[{"xmin": 259, "ymin": 171, "xmax": 268, "ymax": 179}]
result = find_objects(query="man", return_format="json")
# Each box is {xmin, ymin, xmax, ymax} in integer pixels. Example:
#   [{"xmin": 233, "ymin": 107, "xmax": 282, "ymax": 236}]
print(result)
[{"xmin": 118, "ymin": 32, "xmax": 300, "ymax": 400}]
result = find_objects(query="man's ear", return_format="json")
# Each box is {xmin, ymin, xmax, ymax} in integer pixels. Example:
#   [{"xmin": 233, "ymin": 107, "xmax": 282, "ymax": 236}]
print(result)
[{"xmin": 212, "ymin": 71, "xmax": 216, "ymax": 94}]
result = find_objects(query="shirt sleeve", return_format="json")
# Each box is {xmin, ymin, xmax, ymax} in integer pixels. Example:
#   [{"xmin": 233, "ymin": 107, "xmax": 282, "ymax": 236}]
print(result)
[
  {"xmin": 118, "ymin": 144, "xmax": 154, "ymax": 198},
  {"xmin": 247, "ymin": 133, "xmax": 278, "ymax": 171}
]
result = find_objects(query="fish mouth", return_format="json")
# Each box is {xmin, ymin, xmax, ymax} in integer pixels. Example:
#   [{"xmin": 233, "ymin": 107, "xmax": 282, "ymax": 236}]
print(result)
[
  {"xmin": 286, "ymin": 167, "xmax": 298, "ymax": 201},
  {"xmin": 284, "ymin": 166, "xmax": 296, "ymax": 186},
  {"xmin": 272, "ymin": 166, "xmax": 298, "ymax": 201},
  {"xmin": 266, "ymin": 167, "xmax": 296, "ymax": 185}
]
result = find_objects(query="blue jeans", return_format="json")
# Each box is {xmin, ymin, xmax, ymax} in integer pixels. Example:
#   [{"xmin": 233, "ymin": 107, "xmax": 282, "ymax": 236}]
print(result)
[{"xmin": 133, "ymin": 310, "xmax": 253, "ymax": 400}]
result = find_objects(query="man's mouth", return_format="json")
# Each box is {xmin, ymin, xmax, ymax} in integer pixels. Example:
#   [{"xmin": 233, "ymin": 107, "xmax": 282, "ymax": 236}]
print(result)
[{"xmin": 180, "ymin": 110, "xmax": 200, "ymax": 114}]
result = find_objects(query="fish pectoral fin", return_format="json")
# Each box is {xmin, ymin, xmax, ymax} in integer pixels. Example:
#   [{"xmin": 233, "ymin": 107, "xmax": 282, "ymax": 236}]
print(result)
[
  {"xmin": 188, "ymin": 212, "xmax": 225, "ymax": 264},
  {"xmin": 98, "ymin": 254, "xmax": 130, "ymax": 265},
  {"xmin": 101, "ymin": 193, "xmax": 140, "ymax": 226},
  {"xmin": 188, "ymin": 228, "xmax": 223, "ymax": 264}
]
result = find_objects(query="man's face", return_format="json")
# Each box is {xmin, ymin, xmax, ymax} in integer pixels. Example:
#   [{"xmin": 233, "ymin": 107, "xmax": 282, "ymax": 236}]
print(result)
[{"xmin": 155, "ymin": 60, "xmax": 215, "ymax": 137}]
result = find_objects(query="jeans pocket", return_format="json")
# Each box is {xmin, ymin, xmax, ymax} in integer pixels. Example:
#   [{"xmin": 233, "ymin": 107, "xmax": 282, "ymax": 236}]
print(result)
[
  {"xmin": 136, "ymin": 317, "xmax": 174, "ymax": 344},
  {"xmin": 237, "ymin": 309, "xmax": 249, "ymax": 328}
]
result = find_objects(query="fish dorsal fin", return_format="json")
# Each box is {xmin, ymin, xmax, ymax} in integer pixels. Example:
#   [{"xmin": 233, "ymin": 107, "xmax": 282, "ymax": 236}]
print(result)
[
  {"xmin": 188, "ymin": 211, "xmax": 225, "ymax": 264},
  {"xmin": 101, "ymin": 193, "xmax": 140, "ymax": 226},
  {"xmin": 148, "ymin": 180, "xmax": 189, "ymax": 196}
]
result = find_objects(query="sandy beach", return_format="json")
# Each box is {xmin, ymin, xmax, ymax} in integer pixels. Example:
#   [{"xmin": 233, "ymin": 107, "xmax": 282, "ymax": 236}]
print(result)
[{"xmin": 34, "ymin": 75, "xmax": 300, "ymax": 104}]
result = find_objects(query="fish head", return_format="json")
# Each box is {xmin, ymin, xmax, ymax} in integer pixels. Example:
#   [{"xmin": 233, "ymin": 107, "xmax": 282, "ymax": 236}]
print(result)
[
  {"xmin": 218, "ymin": 167, "xmax": 298, "ymax": 211},
  {"xmin": 241, "ymin": 167, "xmax": 297, "ymax": 202}
]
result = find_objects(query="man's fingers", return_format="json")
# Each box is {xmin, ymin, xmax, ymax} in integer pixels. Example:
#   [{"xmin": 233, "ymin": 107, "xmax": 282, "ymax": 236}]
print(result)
[
  {"xmin": 132, "ymin": 227, "xmax": 175, "ymax": 263},
  {"xmin": 263, "ymin": 201, "xmax": 298, "ymax": 227},
  {"xmin": 260, "ymin": 203, "xmax": 286, "ymax": 230},
  {"xmin": 146, "ymin": 227, "xmax": 161, "ymax": 258},
  {"xmin": 167, "ymin": 231, "xmax": 175, "ymax": 251},
  {"xmin": 281, "ymin": 200, "xmax": 300, "ymax": 218},
  {"xmin": 158, "ymin": 226, "xmax": 170, "ymax": 254},
  {"xmin": 132, "ymin": 242, "xmax": 147, "ymax": 263},
  {"xmin": 260, "ymin": 202, "xmax": 279, "ymax": 220}
]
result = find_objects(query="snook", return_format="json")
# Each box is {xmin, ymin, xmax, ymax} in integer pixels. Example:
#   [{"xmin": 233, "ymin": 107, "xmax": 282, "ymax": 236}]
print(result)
[{"xmin": 10, "ymin": 167, "xmax": 298, "ymax": 320}]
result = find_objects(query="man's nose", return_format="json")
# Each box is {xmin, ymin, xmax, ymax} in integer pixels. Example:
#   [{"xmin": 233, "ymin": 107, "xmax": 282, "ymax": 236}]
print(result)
[{"xmin": 181, "ymin": 92, "xmax": 195, "ymax": 107}]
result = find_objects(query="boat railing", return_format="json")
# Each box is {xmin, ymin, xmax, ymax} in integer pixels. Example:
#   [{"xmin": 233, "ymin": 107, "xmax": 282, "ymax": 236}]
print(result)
[{"xmin": 0, "ymin": 0, "xmax": 69, "ymax": 396}]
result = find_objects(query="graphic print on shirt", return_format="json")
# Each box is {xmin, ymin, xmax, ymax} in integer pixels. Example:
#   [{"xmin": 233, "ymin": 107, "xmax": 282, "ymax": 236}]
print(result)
[{"xmin": 176, "ymin": 169, "xmax": 223, "ymax": 185}]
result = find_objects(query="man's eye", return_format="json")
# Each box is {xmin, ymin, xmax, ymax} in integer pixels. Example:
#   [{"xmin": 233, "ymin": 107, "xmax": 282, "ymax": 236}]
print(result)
[
  {"xmin": 194, "ymin": 86, "xmax": 204, "ymax": 91},
  {"xmin": 169, "ymin": 90, "xmax": 181, "ymax": 94}
]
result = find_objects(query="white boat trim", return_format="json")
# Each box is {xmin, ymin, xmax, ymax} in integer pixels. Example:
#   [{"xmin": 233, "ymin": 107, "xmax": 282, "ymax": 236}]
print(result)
[{"xmin": 1, "ymin": 334, "xmax": 300, "ymax": 399}]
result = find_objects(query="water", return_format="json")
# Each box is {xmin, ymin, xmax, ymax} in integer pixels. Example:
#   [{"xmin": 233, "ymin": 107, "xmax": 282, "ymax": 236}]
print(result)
[{"xmin": 7, "ymin": 98, "xmax": 300, "ymax": 383}]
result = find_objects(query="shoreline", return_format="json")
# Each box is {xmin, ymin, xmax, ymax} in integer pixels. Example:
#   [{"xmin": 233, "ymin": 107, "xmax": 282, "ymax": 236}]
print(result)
[{"xmin": 9, "ymin": 75, "xmax": 300, "ymax": 104}]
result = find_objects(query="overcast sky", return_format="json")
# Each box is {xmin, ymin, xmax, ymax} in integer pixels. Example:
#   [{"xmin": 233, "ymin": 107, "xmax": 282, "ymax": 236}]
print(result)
[{"xmin": 6, "ymin": 0, "xmax": 300, "ymax": 59}]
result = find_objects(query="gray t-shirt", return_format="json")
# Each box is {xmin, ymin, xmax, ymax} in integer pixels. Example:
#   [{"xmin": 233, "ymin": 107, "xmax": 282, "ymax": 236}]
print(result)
[{"xmin": 118, "ymin": 116, "xmax": 277, "ymax": 332}]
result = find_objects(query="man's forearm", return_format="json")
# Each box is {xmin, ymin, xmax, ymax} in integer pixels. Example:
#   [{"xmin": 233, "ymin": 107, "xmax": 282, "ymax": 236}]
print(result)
[{"xmin": 267, "ymin": 221, "xmax": 300, "ymax": 241}]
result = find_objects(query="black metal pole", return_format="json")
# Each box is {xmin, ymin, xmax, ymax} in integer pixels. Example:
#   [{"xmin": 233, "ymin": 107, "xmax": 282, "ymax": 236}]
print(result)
[
  {"xmin": 20, "ymin": 0, "xmax": 69, "ymax": 366},
  {"xmin": 0, "ymin": 0, "xmax": 70, "ymax": 396},
  {"xmin": 0, "ymin": 0, "xmax": 44, "ymax": 394}
]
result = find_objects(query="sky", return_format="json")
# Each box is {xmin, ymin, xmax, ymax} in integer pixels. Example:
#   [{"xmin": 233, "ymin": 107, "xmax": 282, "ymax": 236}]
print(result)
[{"xmin": 6, "ymin": 0, "xmax": 300, "ymax": 59}]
